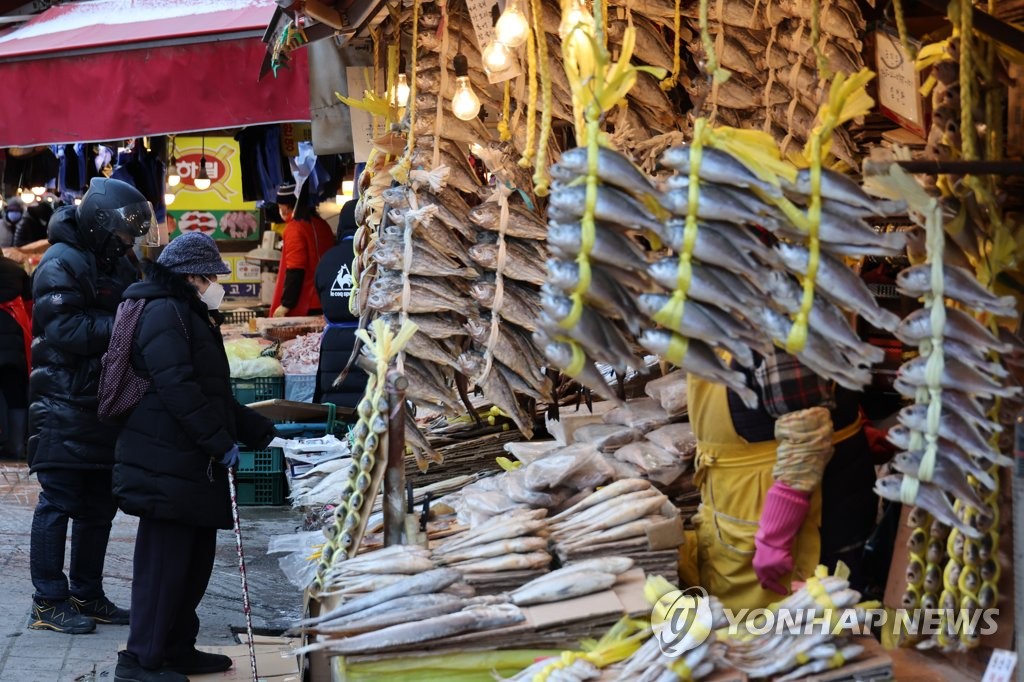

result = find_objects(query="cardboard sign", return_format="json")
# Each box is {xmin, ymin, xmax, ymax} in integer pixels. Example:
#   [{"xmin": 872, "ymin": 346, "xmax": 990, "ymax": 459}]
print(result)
[{"xmin": 875, "ymin": 26, "xmax": 927, "ymax": 137}]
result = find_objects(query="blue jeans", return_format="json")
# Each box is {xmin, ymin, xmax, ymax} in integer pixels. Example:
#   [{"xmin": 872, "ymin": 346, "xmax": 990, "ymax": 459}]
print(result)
[{"xmin": 30, "ymin": 469, "xmax": 118, "ymax": 602}]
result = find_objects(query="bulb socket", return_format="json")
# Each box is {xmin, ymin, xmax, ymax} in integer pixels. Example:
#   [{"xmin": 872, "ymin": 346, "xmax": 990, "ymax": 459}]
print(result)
[{"xmin": 454, "ymin": 53, "xmax": 469, "ymax": 78}]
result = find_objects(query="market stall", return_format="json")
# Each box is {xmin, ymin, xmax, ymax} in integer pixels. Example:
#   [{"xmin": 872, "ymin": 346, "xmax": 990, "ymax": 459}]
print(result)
[{"xmin": 251, "ymin": 0, "xmax": 1024, "ymax": 679}]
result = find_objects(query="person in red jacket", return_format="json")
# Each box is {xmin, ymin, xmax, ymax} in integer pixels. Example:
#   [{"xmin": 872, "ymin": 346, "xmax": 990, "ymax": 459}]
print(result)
[{"xmin": 270, "ymin": 183, "xmax": 334, "ymax": 318}]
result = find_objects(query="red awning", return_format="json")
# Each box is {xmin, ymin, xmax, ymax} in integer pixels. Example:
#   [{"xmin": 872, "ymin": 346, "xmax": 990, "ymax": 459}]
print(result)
[{"xmin": 0, "ymin": 0, "xmax": 309, "ymax": 148}]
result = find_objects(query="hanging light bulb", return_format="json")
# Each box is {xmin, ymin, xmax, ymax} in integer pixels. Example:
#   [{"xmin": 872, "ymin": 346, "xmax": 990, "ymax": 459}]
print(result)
[
  {"xmin": 167, "ymin": 158, "xmax": 181, "ymax": 187},
  {"xmin": 74, "ymin": 197, "xmax": 82, "ymax": 206},
  {"xmin": 193, "ymin": 161, "xmax": 211, "ymax": 190},
  {"xmin": 451, "ymin": 54, "xmax": 482, "ymax": 121},
  {"xmin": 495, "ymin": 0, "xmax": 529, "ymax": 48},
  {"xmin": 31, "ymin": 186, "xmax": 46, "ymax": 197},
  {"xmin": 164, "ymin": 192, "xmax": 176, "ymax": 206},
  {"xmin": 393, "ymin": 73, "xmax": 411, "ymax": 107},
  {"xmin": 482, "ymin": 39, "xmax": 515, "ymax": 74},
  {"xmin": 193, "ymin": 136, "xmax": 211, "ymax": 190},
  {"xmin": 19, "ymin": 188, "xmax": 34, "ymax": 203}
]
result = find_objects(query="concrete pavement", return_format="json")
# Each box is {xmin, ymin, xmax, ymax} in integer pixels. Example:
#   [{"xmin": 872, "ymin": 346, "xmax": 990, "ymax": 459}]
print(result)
[{"xmin": 0, "ymin": 463, "xmax": 305, "ymax": 682}]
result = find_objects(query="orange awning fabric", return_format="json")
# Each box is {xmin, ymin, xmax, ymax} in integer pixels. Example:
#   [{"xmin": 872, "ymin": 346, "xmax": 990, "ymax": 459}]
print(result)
[{"xmin": 0, "ymin": 0, "xmax": 310, "ymax": 147}]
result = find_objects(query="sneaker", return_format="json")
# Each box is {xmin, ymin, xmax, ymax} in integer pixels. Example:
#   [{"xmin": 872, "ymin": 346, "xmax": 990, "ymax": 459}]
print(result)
[
  {"xmin": 70, "ymin": 595, "xmax": 130, "ymax": 625},
  {"xmin": 114, "ymin": 651, "xmax": 189, "ymax": 682},
  {"xmin": 28, "ymin": 598, "xmax": 96, "ymax": 634},
  {"xmin": 165, "ymin": 648, "xmax": 233, "ymax": 675}
]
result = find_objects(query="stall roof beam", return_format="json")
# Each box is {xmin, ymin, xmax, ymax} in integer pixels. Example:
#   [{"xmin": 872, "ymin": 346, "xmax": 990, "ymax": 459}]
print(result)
[{"xmin": 911, "ymin": 0, "xmax": 1024, "ymax": 49}]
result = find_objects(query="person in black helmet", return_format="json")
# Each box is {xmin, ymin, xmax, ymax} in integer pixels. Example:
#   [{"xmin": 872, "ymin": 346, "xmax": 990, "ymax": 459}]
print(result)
[{"xmin": 27, "ymin": 177, "xmax": 153, "ymax": 634}]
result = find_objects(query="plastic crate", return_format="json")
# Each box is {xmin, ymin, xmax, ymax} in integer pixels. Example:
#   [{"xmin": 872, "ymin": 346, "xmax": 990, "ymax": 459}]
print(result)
[
  {"xmin": 238, "ymin": 447, "xmax": 284, "ymax": 474},
  {"xmin": 230, "ymin": 376, "xmax": 284, "ymax": 405},
  {"xmin": 236, "ymin": 472, "xmax": 287, "ymax": 506}
]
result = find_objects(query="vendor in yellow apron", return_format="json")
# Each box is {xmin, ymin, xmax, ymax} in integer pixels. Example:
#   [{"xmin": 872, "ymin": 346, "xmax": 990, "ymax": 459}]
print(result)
[{"xmin": 679, "ymin": 374, "xmax": 862, "ymax": 610}]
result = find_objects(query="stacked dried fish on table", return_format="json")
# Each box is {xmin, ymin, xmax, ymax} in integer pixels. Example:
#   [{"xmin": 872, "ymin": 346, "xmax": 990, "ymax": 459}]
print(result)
[
  {"xmin": 547, "ymin": 479, "xmax": 680, "ymax": 580},
  {"xmin": 433, "ymin": 508, "xmax": 553, "ymax": 594},
  {"xmin": 681, "ymin": 0, "xmax": 867, "ymax": 166}
]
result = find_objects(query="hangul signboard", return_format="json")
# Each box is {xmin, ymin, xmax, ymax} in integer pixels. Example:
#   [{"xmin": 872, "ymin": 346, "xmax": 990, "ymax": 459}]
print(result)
[
  {"xmin": 221, "ymin": 254, "xmax": 262, "ymax": 298},
  {"xmin": 166, "ymin": 136, "xmax": 260, "ymax": 241}
]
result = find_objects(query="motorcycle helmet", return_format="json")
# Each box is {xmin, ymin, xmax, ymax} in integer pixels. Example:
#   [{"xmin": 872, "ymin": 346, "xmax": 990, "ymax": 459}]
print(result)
[
  {"xmin": 76, "ymin": 178, "xmax": 155, "ymax": 266},
  {"xmin": 4, "ymin": 197, "xmax": 24, "ymax": 224}
]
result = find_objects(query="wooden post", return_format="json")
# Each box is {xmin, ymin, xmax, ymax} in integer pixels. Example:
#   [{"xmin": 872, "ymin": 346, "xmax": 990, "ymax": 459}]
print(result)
[{"xmin": 383, "ymin": 371, "xmax": 408, "ymax": 547}]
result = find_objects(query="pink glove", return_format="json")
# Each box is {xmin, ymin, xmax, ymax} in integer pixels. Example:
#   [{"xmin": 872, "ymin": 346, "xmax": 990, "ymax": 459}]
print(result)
[{"xmin": 753, "ymin": 481, "xmax": 811, "ymax": 594}]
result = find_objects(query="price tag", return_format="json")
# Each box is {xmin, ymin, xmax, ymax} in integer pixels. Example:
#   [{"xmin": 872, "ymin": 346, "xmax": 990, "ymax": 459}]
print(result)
[
  {"xmin": 874, "ymin": 27, "xmax": 926, "ymax": 137},
  {"xmin": 982, "ymin": 649, "xmax": 1018, "ymax": 682}
]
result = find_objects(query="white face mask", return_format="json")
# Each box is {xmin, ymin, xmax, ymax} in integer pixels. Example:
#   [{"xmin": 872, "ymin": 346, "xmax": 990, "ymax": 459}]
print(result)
[{"xmin": 199, "ymin": 279, "xmax": 226, "ymax": 310}]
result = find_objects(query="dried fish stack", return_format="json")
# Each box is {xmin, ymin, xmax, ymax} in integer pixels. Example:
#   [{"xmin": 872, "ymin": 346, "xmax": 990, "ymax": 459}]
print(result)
[
  {"xmin": 433, "ymin": 508, "xmax": 553, "ymax": 593},
  {"xmin": 721, "ymin": 571, "xmax": 868, "ymax": 679},
  {"xmin": 681, "ymin": 0, "xmax": 867, "ymax": 166},
  {"xmin": 873, "ymin": 178, "xmax": 1020, "ymax": 651}
]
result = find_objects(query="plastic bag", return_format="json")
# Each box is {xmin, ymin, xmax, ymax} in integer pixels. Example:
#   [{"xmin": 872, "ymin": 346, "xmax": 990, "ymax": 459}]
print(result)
[
  {"xmin": 504, "ymin": 439, "xmax": 563, "ymax": 465},
  {"xmin": 522, "ymin": 443, "xmax": 615, "ymax": 491},
  {"xmin": 614, "ymin": 441, "xmax": 688, "ymax": 485},
  {"xmin": 645, "ymin": 423, "xmax": 698, "ymax": 458},
  {"xmin": 504, "ymin": 469, "xmax": 568, "ymax": 507},
  {"xmin": 602, "ymin": 397, "xmax": 672, "ymax": 433},
  {"xmin": 604, "ymin": 455, "xmax": 644, "ymax": 480},
  {"xmin": 644, "ymin": 370, "xmax": 688, "ymax": 417},
  {"xmin": 572, "ymin": 423, "xmax": 641, "ymax": 452}
]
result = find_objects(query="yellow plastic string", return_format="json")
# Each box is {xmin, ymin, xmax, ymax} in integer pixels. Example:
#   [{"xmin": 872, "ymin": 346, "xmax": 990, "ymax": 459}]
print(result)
[
  {"xmin": 829, "ymin": 652, "xmax": 846, "ymax": 668},
  {"xmin": 565, "ymin": 340, "xmax": 587, "ymax": 377},
  {"xmin": 893, "ymin": 0, "xmax": 917, "ymax": 60},
  {"xmin": 795, "ymin": 652, "xmax": 810, "ymax": 665},
  {"xmin": 698, "ymin": 0, "xmax": 729, "ymax": 83},
  {"xmin": 784, "ymin": 133, "xmax": 821, "ymax": 353},
  {"xmin": 660, "ymin": 0, "xmax": 682, "ymax": 90},
  {"xmin": 810, "ymin": 0, "xmax": 831, "ymax": 80},
  {"xmin": 518, "ymin": 9, "xmax": 539, "ymax": 168},
  {"xmin": 533, "ymin": 0, "xmax": 554, "ymax": 196},
  {"xmin": 959, "ymin": 0, "xmax": 977, "ymax": 161},
  {"xmin": 653, "ymin": 118, "xmax": 706, "ymax": 333},
  {"xmin": 498, "ymin": 80, "xmax": 513, "ymax": 142}
]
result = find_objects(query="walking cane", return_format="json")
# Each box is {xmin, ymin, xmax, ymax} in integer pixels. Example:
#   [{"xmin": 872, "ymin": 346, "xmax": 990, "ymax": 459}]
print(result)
[{"xmin": 227, "ymin": 468, "xmax": 260, "ymax": 682}]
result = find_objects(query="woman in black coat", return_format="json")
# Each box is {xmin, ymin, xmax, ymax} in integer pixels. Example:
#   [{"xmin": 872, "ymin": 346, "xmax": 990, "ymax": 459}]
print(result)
[{"xmin": 111, "ymin": 232, "xmax": 275, "ymax": 682}]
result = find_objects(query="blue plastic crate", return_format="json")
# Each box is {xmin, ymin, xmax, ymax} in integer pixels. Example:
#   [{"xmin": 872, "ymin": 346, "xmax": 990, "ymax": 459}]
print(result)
[
  {"xmin": 236, "ymin": 472, "xmax": 286, "ymax": 506},
  {"xmin": 230, "ymin": 376, "xmax": 284, "ymax": 405},
  {"xmin": 238, "ymin": 447, "xmax": 284, "ymax": 474}
]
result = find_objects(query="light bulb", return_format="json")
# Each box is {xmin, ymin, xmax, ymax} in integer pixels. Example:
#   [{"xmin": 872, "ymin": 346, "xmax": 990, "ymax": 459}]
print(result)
[
  {"xmin": 167, "ymin": 157, "xmax": 181, "ymax": 187},
  {"xmin": 393, "ymin": 73, "xmax": 411, "ymax": 107},
  {"xmin": 74, "ymin": 197, "xmax": 82, "ymax": 206},
  {"xmin": 342, "ymin": 180, "xmax": 354, "ymax": 195},
  {"xmin": 164, "ymin": 192, "xmax": 176, "ymax": 206},
  {"xmin": 482, "ymin": 39, "xmax": 515, "ymax": 74},
  {"xmin": 19, "ymin": 189, "xmax": 34, "ymax": 203},
  {"xmin": 452, "ymin": 76, "xmax": 482, "ymax": 121},
  {"xmin": 495, "ymin": 2, "xmax": 529, "ymax": 48},
  {"xmin": 31, "ymin": 186, "xmax": 46, "ymax": 196},
  {"xmin": 193, "ymin": 157, "xmax": 211, "ymax": 190}
]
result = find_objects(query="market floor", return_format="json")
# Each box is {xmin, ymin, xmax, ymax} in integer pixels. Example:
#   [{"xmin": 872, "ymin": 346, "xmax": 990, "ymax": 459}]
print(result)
[{"xmin": 0, "ymin": 462, "xmax": 305, "ymax": 682}]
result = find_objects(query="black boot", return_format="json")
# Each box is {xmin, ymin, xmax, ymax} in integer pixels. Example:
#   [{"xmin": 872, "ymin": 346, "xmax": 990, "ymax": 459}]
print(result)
[
  {"xmin": 114, "ymin": 651, "xmax": 189, "ymax": 682},
  {"xmin": 70, "ymin": 595, "xmax": 130, "ymax": 624},
  {"xmin": 29, "ymin": 598, "xmax": 96, "ymax": 634},
  {"xmin": 165, "ymin": 648, "xmax": 233, "ymax": 674}
]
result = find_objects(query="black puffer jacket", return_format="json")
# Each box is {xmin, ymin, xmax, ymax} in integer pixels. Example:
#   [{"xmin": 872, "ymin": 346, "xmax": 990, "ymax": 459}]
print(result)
[
  {"xmin": 112, "ymin": 262, "xmax": 275, "ymax": 529},
  {"xmin": 0, "ymin": 255, "xmax": 31, "ymax": 371},
  {"xmin": 14, "ymin": 201, "xmax": 53, "ymax": 247},
  {"xmin": 28, "ymin": 207, "xmax": 139, "ymax": 471}
]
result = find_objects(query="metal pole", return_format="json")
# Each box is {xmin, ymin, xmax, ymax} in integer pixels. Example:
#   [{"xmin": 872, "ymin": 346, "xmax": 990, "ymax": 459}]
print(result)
[
  {"xmin": 227, "ymin": 468, "xmax": 259, "ymax": 682},
  {"xmin": 383, "ymin": 372, "xmax": 408, "ymax": 546},
  {"xmin": 1014, "ymin": 416, "xmax": 1024, "ymax": 682},
  {"xmin": 863, "ymin": 159, "xmax": 1024, "ymax": 176}
]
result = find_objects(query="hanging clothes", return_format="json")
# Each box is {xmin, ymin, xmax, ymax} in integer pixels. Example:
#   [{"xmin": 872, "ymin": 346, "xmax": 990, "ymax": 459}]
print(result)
[{"xmin": 235, "ymin": 125, "xmax": 284, "ymax": 205}]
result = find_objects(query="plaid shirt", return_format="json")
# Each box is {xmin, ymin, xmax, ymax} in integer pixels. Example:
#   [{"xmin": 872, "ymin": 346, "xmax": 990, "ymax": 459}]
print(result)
[{"xmin": 728, "ymin": 350, "xmax": 837, "ymax": 442}]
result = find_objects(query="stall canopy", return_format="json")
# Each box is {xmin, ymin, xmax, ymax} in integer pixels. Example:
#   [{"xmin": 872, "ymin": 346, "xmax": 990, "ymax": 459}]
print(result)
[{"xmin": 0, "ymin": 0, "xmax": 310, "ymax": 148}]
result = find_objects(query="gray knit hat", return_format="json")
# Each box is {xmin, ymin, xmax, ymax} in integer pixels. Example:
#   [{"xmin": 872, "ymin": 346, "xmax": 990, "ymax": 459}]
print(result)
[{"xmin": 158, "ymin": 232, "xmax": 231, "ymax": 275}]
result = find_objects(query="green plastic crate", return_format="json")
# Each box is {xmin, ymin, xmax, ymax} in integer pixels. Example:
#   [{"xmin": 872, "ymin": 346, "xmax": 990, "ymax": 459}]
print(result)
[
  {"xmin": 238, "ymin": 447, "xmax": 284, "ymax": 474},
  {"xmin": 230, "ymin": 376, "xmax": 284, "ymax": 405},
  {"xmin": 236, "ymin": 472, "xmax": 286, "ymax": 506}
]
